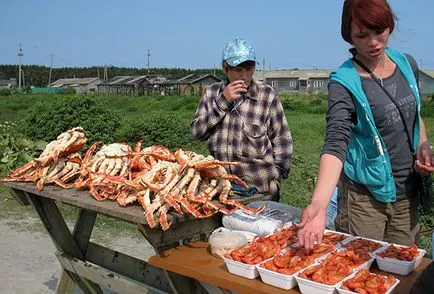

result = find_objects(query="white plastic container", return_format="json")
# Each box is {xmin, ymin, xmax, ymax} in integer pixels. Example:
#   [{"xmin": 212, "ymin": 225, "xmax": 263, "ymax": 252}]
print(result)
[
  {"xmin": 337, "ymin": 271, "xmax": 400, "ymax": 294},
  {"xmin": 374, "ymin": 244, "xmax": 426, "ymax": 276},
  {"xmin": 223, "ymin": 256, "xmax": 259, "ymax": 279},
  {"xmin": 286, "ymin": 243, "xmax": 337, "ymax": 263},
  {"xmin": 256, "ymin": 247, "xmax": 318, "ymax": 290},
  {"xmin": 208, "ymin": 230, "xmax": 247, "ymax": 259},
  {"xmin": 256, "ymin": 263, "xmax": 301, "ymax": 290},
  {"xmin": 340, "ymin": 236, "xmax": 389, "ymax": 254},
  {"xmin": 322, "ymin": 229, "xmax": 353, "ymax": 246},
  {"xmin": 319, "ymin": 247, "xmax": 374, "ymax": 272},
  {"xmin": 295, "ymin": 263, "xmax": 346, "ymax": 294}
]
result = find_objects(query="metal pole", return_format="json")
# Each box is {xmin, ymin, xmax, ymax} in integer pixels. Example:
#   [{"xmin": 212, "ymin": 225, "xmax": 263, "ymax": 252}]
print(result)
[
  {"xmin": 147, "ymin": 49, "xmax": 151, "ymax": 76},
  {"xmin": 48, "ymin": 54, "xmax": 53, "ymax": 86},
  {"xmin": 18, "ymin": 43, "xmax": 23, "ymax": 91}
]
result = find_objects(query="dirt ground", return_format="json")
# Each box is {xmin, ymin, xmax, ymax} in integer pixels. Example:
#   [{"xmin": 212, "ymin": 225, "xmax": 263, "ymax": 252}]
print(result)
[{"xmin": 0, "ymin": 194, "xmax": 156, "ymax": 294}]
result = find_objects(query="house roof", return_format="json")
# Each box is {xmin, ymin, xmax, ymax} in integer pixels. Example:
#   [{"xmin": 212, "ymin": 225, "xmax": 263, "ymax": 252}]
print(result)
[
  {"xmin": 50, "ymin": 77, "xmax": 100, "ymax": 87},
  {"xmin": 176, "ymin": 74, "xmax": 220, "ymax": 84},
  {"xmin": 253, "ymin": 69, "xmax": 333, "ymax": 80},
  {"xmin": 103, "ymin": 75, "xmax": 164, "ymax": 85},
  {"xmin": 421, "ymin": 70, "xmax": 434, "ymax": 79}
]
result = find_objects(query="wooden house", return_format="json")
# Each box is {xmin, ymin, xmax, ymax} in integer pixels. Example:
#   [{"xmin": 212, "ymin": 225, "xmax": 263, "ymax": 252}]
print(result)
[
  {"xmin": 98, "ymin": 76, "xmax": 152, "ymax": 95},
  {"xmin": 419, "ymin": 70, "xmax": 434, "ymax": 95},
  {"xmin": 176, "ymin": 74, "xmax": 220, "ymax": 96},
  {"xmin": 253, "ymin": 69, "xmax": 332, "ymax": 93},
  {"xmin": 0, "ymin": 78, "xmax": 17, "ymax": 89},
  {"xmin": 50, "ymin": 77, "xmax": 102, "ymax": 94}
]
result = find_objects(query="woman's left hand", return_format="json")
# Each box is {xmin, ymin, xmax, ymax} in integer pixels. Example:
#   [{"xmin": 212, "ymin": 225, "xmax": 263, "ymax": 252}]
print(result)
[{"xmin": 415, "ymin": 141, "xmax": 434, "ymax": 174}]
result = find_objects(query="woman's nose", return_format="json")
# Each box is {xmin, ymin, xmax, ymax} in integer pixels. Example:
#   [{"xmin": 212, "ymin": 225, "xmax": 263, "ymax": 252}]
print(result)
[{"xmin": 367, "ymin": 36, "xmax": 378, "ymax": 47}]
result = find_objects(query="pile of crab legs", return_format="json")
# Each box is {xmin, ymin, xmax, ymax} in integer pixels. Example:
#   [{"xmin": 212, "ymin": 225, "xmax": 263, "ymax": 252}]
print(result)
[{"xmin": 1, "ymin": 127, "xmax": 265, "ymax": 231}]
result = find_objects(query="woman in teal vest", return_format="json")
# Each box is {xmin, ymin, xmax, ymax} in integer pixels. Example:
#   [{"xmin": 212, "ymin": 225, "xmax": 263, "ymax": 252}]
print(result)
[{"xmin": 298, "ymin": 0, "xmax": 434, "ymax": 250}]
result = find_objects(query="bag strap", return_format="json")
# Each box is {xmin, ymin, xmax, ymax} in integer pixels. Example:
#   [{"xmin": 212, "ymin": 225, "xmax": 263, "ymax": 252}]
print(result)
[{"xmin": 352, "ymin": 57, "xmax": 416, "ymax": 156}]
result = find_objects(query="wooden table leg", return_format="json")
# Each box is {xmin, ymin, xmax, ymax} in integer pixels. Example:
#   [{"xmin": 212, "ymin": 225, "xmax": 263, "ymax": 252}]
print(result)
[
  {"xmin": 57, "ymin": 209, "xmax": 99, "ymax": 294},
  {"xmin": 24, "ymin": 192, "xmax": 103, "ymax": 294},
  {"xmin": 137, "ymin": 216, "xmax": 222, "ymax": 294}
]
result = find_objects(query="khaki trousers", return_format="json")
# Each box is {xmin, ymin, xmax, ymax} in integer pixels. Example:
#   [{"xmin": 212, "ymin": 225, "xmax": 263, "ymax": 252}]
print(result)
[{"xmin": 335, "ymin": 178, "xmax": 420, "ymax": 246}]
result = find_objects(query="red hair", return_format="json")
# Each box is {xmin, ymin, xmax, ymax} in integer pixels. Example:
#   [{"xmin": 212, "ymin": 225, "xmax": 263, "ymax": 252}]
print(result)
[{"xmin": 341, "ymin": 0, "xmax": 396, "ymax": 44}]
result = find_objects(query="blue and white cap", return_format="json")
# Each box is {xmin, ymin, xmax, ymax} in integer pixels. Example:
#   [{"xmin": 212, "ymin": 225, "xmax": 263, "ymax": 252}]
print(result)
[{"xmin": 222, "ymin": 37, "xmax": 256, "ymax": 67}]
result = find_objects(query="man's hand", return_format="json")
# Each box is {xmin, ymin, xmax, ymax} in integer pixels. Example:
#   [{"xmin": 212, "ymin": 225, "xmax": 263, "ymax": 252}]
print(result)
[
  {"xmin": 223, "ymin": 80, "xmax": 247, "ymax": 102},
  {"xmin": 297, "ymin": 203, "xmax": 327, "ymax": 251},
  {"xmin": 415, "ymin": 141, "xmax": 434, "ymax": 174}
]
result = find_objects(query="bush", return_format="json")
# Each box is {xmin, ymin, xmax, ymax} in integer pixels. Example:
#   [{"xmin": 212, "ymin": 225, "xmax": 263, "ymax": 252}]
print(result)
[
  {"xmin": 63, "ymin": 87, "xmax": 76, "ymax": 95},
  {"xmin": 22, "ymin": 95, "xmax": 121, "ymax": 144},
  {"xmin": 0, "ymin": 88, "xmax": 12, "ymax": 96},
  {"xmin": 0, "ymin": 121, "xmax": 46, "ymax": 176},
  {"xmin": 115, "ymin": 111, "xmax": 207, "ymax": 154}
]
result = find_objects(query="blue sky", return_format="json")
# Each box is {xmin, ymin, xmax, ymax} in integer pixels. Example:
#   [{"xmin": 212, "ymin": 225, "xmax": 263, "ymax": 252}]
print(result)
[{"xmin": 1, "ymin": 0, "xmax": 433, "ymax": 70}]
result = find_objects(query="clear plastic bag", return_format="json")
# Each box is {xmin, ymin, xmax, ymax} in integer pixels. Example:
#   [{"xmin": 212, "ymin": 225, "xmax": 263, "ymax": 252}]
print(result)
[
  {"xmin": 222, "ymin": 201, "xmax": 302, "ymax": 236},
  {"xmin": 248, "ymin": 201, "xmax": 301, "ymax": 223}
]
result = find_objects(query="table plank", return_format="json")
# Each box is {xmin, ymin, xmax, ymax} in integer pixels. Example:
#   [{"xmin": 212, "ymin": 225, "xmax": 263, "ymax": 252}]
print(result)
[
  {"xmin": 149, "ymin": 241, "xmax": 433, "ymax": 294},
  {"xmin": 2, "ymin": 182, "xmax": 266, "ymax": 227},
  {"xmin": 149, "ymin": 241, "xmax": 298, "ymax": 294}
]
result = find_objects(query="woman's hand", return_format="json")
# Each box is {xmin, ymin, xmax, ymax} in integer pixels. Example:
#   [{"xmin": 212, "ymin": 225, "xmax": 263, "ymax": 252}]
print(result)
[
  {"xmin": 297, "ymin": 203, "xmax": 327, "ymax": 251},
  {"xmin": 415, "ymin": 141, "xmax": 434, "ymax": 174}
]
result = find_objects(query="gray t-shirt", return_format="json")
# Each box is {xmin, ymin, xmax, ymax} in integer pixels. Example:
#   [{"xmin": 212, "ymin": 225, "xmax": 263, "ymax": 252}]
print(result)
[{"xmin": 323, "ymin": 55, "xmax": 419, "ymax": 196}]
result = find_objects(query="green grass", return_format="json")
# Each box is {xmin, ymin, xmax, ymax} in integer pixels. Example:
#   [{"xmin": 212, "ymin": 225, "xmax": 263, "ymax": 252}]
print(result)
[{"xmin": 0, "ymin": 92, "xmax": 432, "ymax": 257}]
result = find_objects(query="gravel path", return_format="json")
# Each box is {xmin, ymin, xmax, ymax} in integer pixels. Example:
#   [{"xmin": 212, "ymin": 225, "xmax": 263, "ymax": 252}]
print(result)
[{"xmin": 0, "ymin": 217, "xmax": 156, "ymax": 294}]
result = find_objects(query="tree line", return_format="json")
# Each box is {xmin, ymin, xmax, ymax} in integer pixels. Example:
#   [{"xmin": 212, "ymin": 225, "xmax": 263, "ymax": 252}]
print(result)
[{"xmin": 0, "ymin": 64, "xmax": 225, "ymax": 88}]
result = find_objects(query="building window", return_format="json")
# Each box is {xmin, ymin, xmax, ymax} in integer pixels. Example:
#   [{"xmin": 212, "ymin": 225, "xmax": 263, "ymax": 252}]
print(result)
[
  {"xmin": 300, "ymin": 80, "xmax": 307, "ymax": 87},
  {"xmin": 271, "ymin": 80, "xmax": 279, "ymax": 88},
  {"xmin": 289, "ymin": 80, "xmax": 296, "ymax": 87},
  {"xmin": 313, "ymin": 80, "xmax": 324, "ymax": 88}
]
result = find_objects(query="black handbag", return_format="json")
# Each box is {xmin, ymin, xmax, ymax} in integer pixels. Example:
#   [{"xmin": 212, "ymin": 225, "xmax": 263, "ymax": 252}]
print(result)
[{"xmin": 353, "ymin": 57, "xmax": 433, "ymax": 214}]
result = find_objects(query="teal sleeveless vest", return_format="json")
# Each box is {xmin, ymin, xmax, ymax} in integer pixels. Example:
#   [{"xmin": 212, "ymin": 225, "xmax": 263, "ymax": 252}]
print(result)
[{"xmin": 330, "ymin": 48, "xmax": 421, "ymax": 202}]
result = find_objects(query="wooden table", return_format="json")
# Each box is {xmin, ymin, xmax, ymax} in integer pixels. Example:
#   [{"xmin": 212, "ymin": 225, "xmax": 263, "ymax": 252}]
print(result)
[
  {"xmin": 149, "ymin": 241, "xmax": 433, "ymax": 294},
  {"xmin": 3, "ymin": 182, "xmax": 267, "ymax": 294}
]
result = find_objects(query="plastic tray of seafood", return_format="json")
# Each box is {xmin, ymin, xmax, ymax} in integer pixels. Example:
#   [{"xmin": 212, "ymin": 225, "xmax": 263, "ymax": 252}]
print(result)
[
  {"xmin": 322, "ymin": 229, "xmax": 353, "ymax": 246},
  {"xmin": 339, "ymin": 236, "xmax": 389, "ymax": 254},
  {"xmin": 337, "ymin": 269, "xmax": 400, "ymax": 294},
  {"xmin": 256, "ymin": 262, "xmax": 300, "ymax": 290},
  {"xmin": 294, "ymin": 262, "xmax": 351, "ymax": 294},
  {"xmin": 222, "ymin": 229, "xmax": 288, "ymax": 279},
  {"xmin": 319, "ymin": 248, "xmax": 375, "ymax": 273},
  {"xmin": 374, "ymin": 243, "xmax": 426, "ymax": 275},
  {"xmin": 256, "ymin": 243, "xmax": 336, "ymax": 290},
  {"xmin": 223, "ymin": 256, "xmax": 260, "ymax": 279}
]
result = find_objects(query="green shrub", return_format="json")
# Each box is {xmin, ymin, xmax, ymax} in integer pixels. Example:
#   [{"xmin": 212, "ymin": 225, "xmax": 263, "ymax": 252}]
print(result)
[
  {"xmin": 0, "ymin": 88, "xmax": 12, "ymax": 96},
  {"xmin": 23, "ymin": 95, "xmax": 121, "ymax": 144},
  {"xmin": 420, "ymin": 99, "xmax": 434, "ymax": 118},
  {"xmin": 115, "ymin": 111, "xmax": 207, "ymax": 154},
  {"xmin": 63, "ymin": 87, "xmax": 76, "ymax": 95},
  {"xmin": 0, "ymin": 121, "xmax": 46, "ymax": 176}
]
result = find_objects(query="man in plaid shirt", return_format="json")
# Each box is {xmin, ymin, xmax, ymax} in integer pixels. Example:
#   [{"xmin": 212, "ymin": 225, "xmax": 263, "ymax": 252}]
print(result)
[{"xmin": 190, "ymin": 37, "xmax": 292, "ymax": 201}]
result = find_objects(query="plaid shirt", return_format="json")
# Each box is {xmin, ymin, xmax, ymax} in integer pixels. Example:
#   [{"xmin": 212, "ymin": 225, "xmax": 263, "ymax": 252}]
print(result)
[{"xmin": 191, "ymin": 79, "xmax": 292, "ymax": 198}]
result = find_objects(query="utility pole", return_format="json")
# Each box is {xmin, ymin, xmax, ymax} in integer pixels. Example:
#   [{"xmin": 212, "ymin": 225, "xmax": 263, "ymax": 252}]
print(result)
[
  {"xmin": 48, "ymin": 54, "xmax": 53, "ymax": 86},
  {"xmin": 104, "ymin": 65, "xmax": 108, "ymax": 82},
  {"xmin": 146, "ymin": 49, "xmax": 151, "ymax": 76},
  {"xmin": 17, "ymin": 43, "xmax": 24, "ymax": 91},
  {"xmin": 213, "ymin": 64, "xmax": 216, "ymax": 77},
  {"xmin": 262, "ymin": 57, "xmax": 265, "ymax": 82}
]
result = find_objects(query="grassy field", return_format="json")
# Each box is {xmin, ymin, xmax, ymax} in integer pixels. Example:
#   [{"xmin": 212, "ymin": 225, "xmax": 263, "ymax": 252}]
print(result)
[{"xmin": 0, "ymin": 92, "xmax": 432, "ymax": 256}]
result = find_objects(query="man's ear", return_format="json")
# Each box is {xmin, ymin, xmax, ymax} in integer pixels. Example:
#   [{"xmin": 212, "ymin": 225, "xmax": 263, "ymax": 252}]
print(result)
[{"xmin": 222, "ymin": 61, "xmax": 229, "ymax": 74}]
